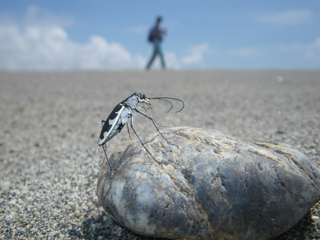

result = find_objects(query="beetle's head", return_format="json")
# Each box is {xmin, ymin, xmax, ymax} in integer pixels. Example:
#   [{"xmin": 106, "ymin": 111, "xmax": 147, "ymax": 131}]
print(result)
[
  {"xmin": 134, "ymin": 92, "xmax": 150, "ymax": 105},
  {"xmin": 125, "ymin": 92, "xmax": 151, "ymax": 109}
]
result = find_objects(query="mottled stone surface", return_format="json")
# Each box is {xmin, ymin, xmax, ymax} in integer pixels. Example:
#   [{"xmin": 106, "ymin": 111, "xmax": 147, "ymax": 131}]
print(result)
[{"xmin": 97, "ymin": 127, "xmax": 320, "ymax": 240}]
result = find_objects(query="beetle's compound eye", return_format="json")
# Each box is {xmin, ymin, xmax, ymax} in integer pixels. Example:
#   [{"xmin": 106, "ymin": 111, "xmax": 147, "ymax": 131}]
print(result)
[{"xmin": 137, "ymin": 92, "xmax": 146, "ymax": 99}]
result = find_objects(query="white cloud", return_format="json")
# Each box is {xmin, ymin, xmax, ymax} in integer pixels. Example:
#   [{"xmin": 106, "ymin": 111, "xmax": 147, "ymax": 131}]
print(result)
[
  {"xmin": 0, "ymin": 6, "xmax": 212, "ymax": 70},
  {"xmin": 305, "ymin": 38, "xmax": 320, "ymax": 60},
  {"xmin": 165, "ymin": 51, "xmax": 181, "ymax": 69},
  {"xmin": 24, "ymin": 5, "xmax": 73, "ymax": 28},
  {"xmin": 258, "ymin": 9, "xmax": 313, "ymax": 25},
  {"xmin": 278, "ymin": 37, "xmax": 320, "ymax": 61},
  {"xmin": 225, "ymin": 37, "xmax": 320, "ymax": 67},
  {"xmin": 0, "ymin": 24, "xmax": 147, "ymax": 70},
  {"xmin": 181, "ymin": 43, "xmax": 209, "ymax": 65},
  {"xmin": 0, "ymin": 6, "xmax": 147, "ymax": 70},
  {"xmin": 227, "ymin": 47, "xmax": 264, "ymax": 58}
]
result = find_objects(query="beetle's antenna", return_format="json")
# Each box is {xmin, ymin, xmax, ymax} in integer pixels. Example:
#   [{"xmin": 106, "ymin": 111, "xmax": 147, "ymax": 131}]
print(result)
[
  {"xmin": 149, "ymin": 97, "xmax": 184, "ymax": 113},
  {"xmin": 150, "ymin": 98, "xmax": 173, "ymax": 113},
  {"xmin": 102, "ymin": 145, "xmax": 113, "ymax": 171}
]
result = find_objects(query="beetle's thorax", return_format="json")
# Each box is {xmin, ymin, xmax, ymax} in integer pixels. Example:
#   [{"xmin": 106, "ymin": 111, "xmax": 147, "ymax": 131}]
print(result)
[{"xmin": 122, "ymin": 95, "xmax": 140, "ymax": 109}]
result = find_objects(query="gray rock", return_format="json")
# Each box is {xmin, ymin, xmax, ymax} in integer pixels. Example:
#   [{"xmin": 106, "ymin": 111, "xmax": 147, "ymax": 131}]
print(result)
[{"xmin": 97, "ymin": 127, "xmax": 320, "ymax": 240}]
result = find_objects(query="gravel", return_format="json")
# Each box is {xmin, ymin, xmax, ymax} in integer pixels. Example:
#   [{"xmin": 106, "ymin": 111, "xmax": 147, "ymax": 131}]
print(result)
[{"xmin": 0, "ymin": 70, "xmax": 320, "ymax": 239}]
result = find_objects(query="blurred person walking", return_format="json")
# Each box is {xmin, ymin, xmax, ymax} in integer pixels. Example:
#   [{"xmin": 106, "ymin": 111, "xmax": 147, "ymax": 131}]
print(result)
[{"xmin": 146, "ymin": 16, "xmax": 166, "ymax": 70}]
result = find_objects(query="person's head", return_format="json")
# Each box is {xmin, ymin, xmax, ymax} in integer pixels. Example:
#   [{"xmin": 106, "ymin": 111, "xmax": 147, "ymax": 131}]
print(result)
[{"xmin": 156, "ymin": 16, "xmax": 162, "ymax": 24}]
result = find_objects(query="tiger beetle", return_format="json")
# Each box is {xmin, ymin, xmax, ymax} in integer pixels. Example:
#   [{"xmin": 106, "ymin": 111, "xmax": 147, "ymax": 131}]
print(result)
[{"xmin": 98, "ymin": 92, "xmax": 184, "ymax": 171}]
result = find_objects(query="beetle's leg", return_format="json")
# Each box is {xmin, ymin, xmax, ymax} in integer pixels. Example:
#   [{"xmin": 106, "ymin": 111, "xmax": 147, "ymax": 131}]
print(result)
[
  {"xmin": 141, "ymin": 105, "xmax": 166, "ymax": 128},
  {"xmin": 126, "ymin": 123, "xmax": 132, "ymax": 139},
  {"xmin": 129, "ymin": 117, "xmax": 161, "ymax": 164},
  {"xmin": 150, "ymin": 118, "xmax": 178, "ymax": 148},
  {"xmin": 134, "ymin": 108, "xmax": 177, "ymax": 148},
  {"xmin": 102, "ymin": 145, "xmax": 113, "ymax": 171}
]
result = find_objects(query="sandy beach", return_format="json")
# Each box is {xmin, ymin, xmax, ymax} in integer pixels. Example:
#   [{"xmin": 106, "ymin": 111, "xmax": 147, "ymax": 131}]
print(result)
[{"xmin": 1, "ymin": 70, "xmax": 320, "ymax": 239}]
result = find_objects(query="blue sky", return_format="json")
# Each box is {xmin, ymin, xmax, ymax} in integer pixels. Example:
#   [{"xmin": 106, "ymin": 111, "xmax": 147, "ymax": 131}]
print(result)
[{"xmin": 0, "ymin": 1, "xmax": 319, "ymax": 70}]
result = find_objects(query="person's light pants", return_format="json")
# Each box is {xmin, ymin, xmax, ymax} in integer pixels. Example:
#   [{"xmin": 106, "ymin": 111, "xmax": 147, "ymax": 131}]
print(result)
[{"xmin": 146, "ymin": 42, "xmax": 166, "ymax": 69}]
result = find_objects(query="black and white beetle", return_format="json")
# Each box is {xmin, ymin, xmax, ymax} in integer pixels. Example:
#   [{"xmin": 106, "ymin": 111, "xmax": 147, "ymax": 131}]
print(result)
[{"xmin": 98, "ymin": 92, "xmax": 184, "ymax": 171}]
